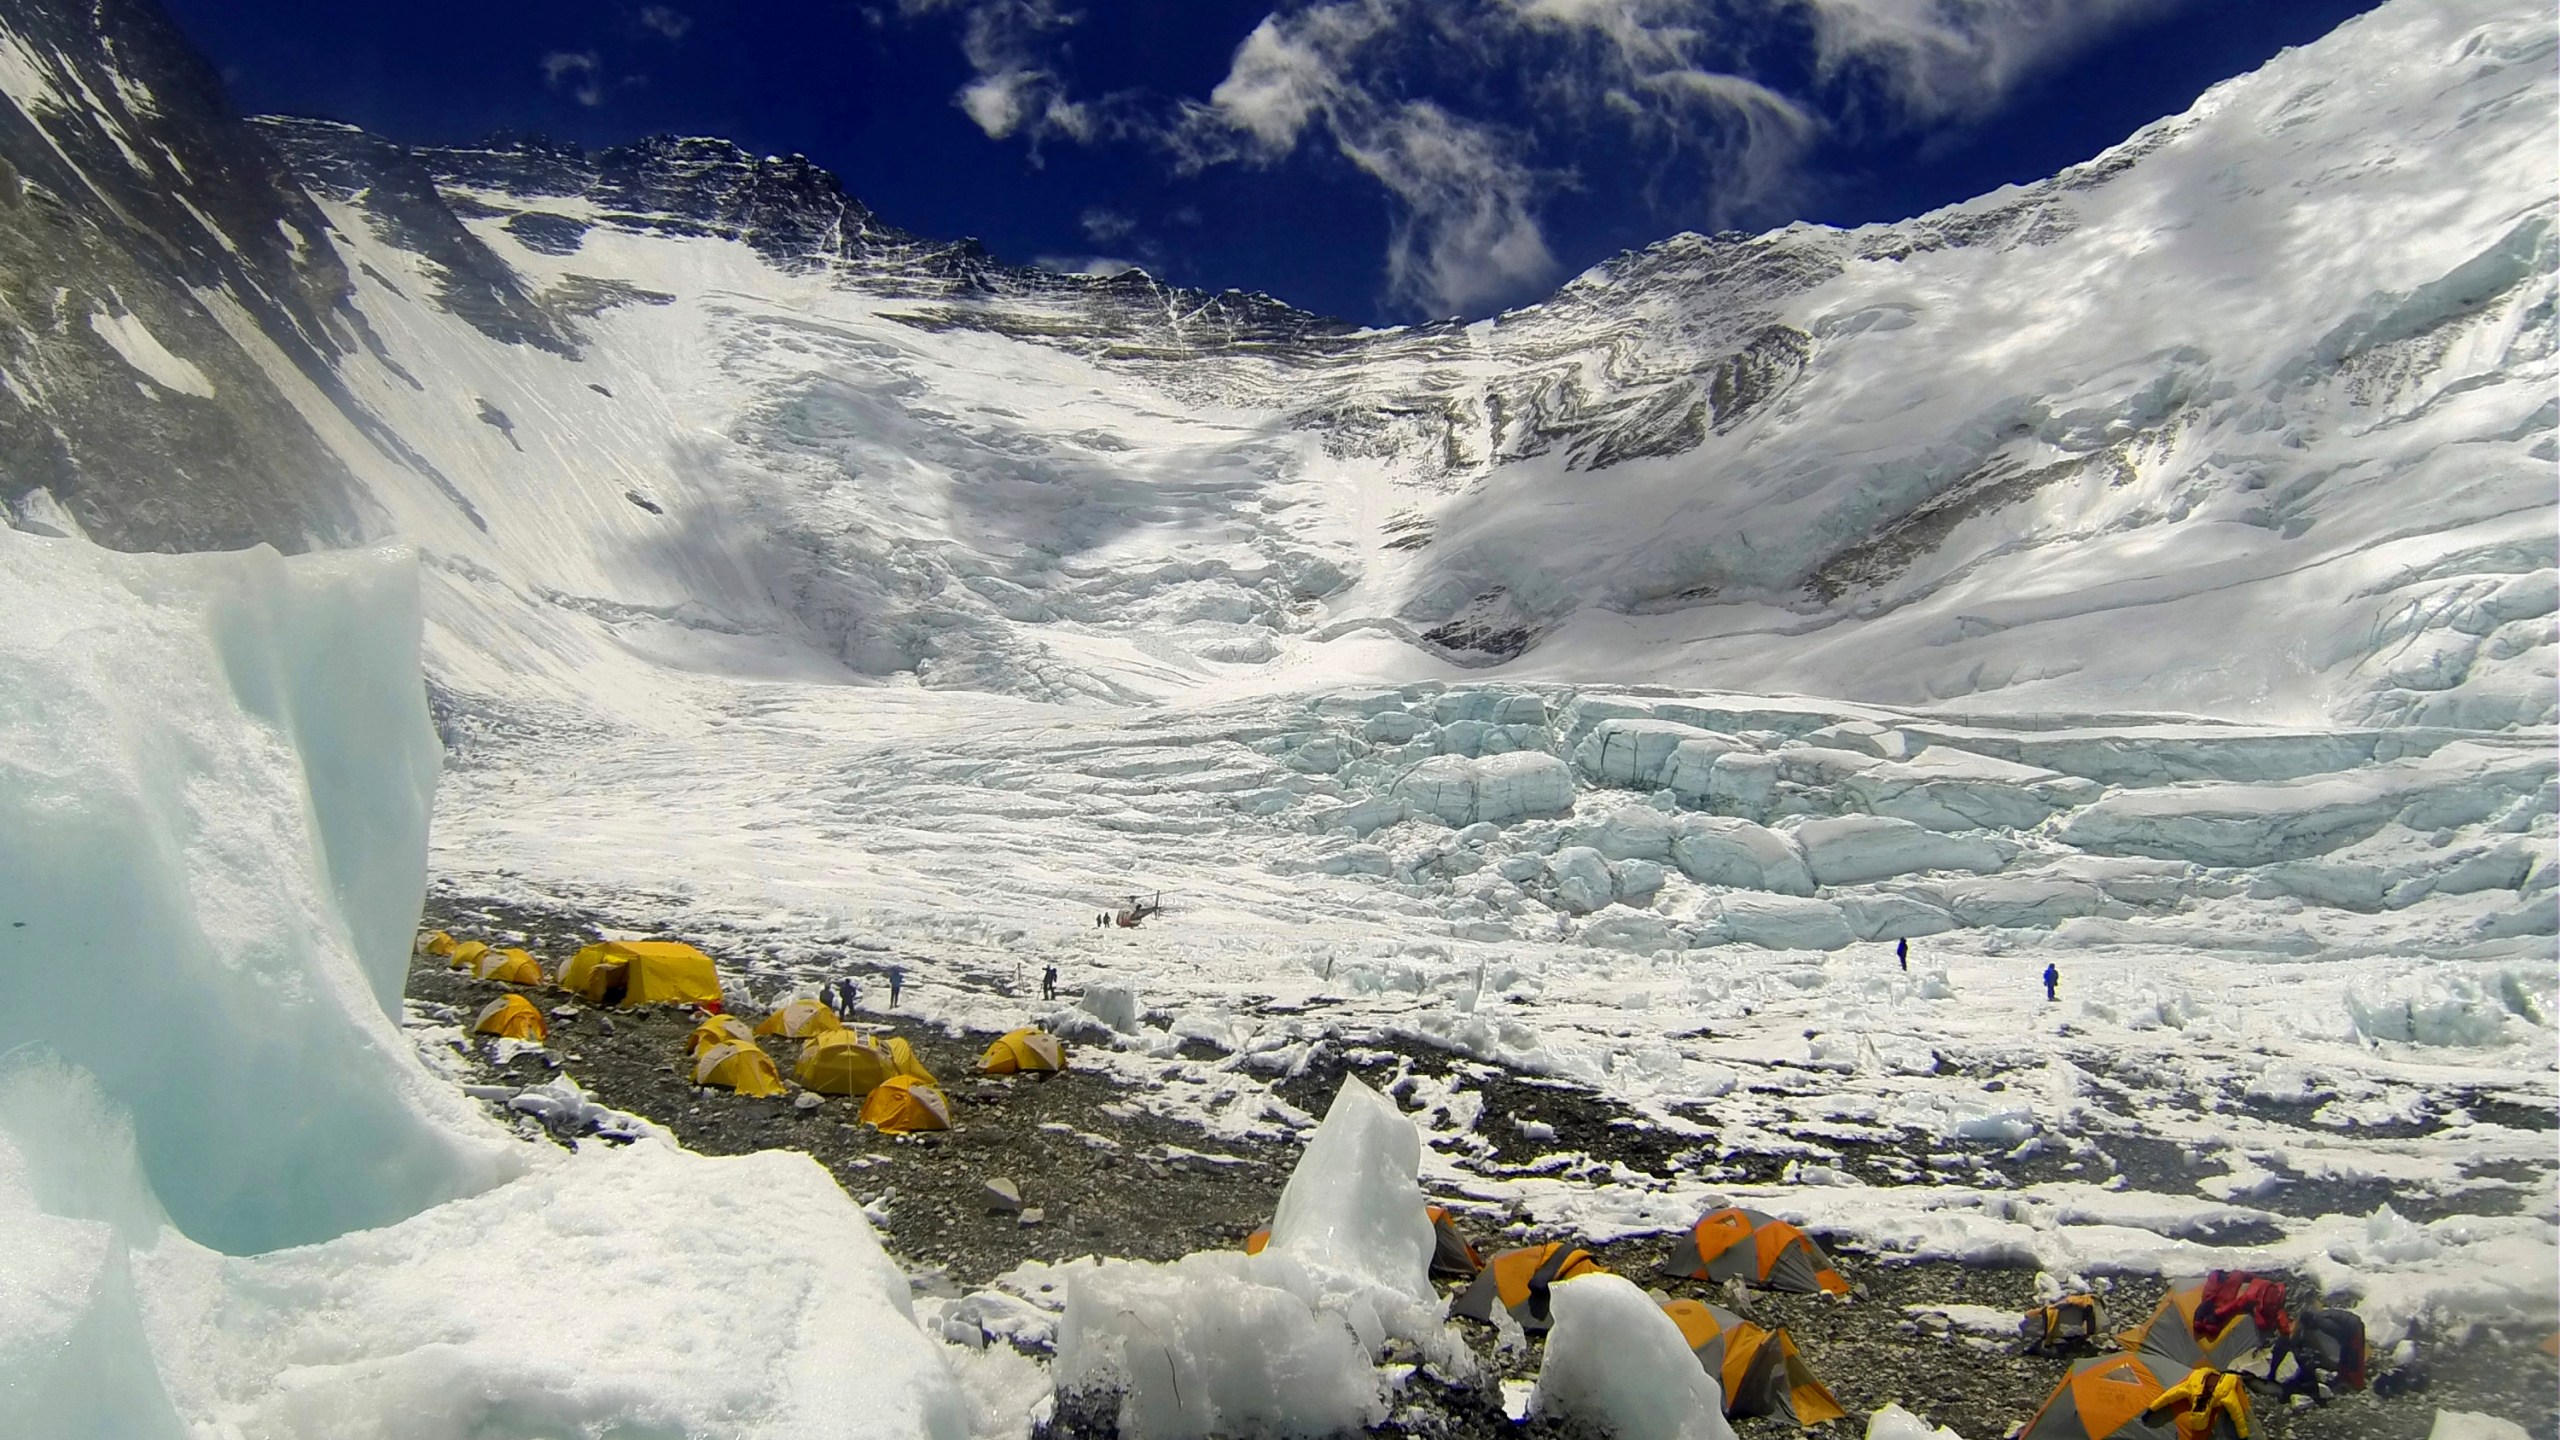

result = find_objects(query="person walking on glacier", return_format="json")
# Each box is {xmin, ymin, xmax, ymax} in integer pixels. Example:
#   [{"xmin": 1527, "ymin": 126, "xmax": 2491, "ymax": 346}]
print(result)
[
  {"xmin": 887, "ymin": 964, "xmax": 904, "ymax": 1009},
  {"xmin": 2043, "ymin": 963, "xmax": 2060, "ymax": 1002},
  {"xmin": 1042, "ymin": 963, "xmax": 1059, "ymax": 1001},
  {"xmin": 1896, "ymin": 937, "xmax": 1908, "ymax": 971}
]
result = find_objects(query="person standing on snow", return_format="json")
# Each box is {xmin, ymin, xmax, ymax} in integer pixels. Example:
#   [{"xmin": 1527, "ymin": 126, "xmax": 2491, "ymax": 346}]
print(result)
[
  {"xmin": 887, "ymin": 964, "xmax": 904, "ymax": 1009},
  {"xmin": 1896, "ymin": 937, "xmax": 1909, "ymax": 971},
  {"xmin": 2043, "ymin": 963, "xmax": 2060, "ymax": 1002},
  {"xmin": 1042, "ymin": 963, "xmax": 1059, "ymax": 1001}
]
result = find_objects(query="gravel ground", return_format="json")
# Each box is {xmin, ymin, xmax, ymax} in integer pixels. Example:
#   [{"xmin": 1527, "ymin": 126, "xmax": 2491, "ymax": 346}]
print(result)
[{"xmin": 411, "ymin": 894, "xmax": 2559, "ymax": 1440}]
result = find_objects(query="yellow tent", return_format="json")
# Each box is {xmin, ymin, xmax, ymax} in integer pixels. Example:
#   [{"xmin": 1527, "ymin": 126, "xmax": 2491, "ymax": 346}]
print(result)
[
  {"xmin": 562, "ymin": 941, "xmax": 722, "ymax": 1007},
  {"xmin": 981, "ymin": 1028, "xmax": 1065, "ymax": 1074},
  {"xmin": 693, "ymin": 1040, "xmax": 785, "ymax": 1097},
  {"xmin": 755, "ymin": 998, "xmax": 844, "ymax": 1039},
  {"xmin": 882, "ymin": 1036, "xmax": 938, "ymax": 1087},
  {"xmin": 796, "ymin": 1031, "xmax": 897, "ymax": 1096},
  {"xmin": 861, "ymin": 1074, "xmax": 952, "ymax": 1133},
  {"xmin": 474, "ymin": 993, "xmax": 548, "ymax": 1042},
  {"xmin": 685, "ymin": 1014, "xmax": 758, "ymax": 1057},
  {"xmin": 448, "ymin": 939, "xmax": 492, "ymax": 969},
  {"xmin": 470, "ymin": 947, "xmax": 544, "ymax": 985},
  {"xmin": 421, "ymin": 930, "xmax": 458, "ymax": 957}
]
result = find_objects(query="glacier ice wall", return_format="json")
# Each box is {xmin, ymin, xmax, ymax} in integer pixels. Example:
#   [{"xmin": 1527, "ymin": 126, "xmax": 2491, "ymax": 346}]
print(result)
[{"xmin": 0, "ymin": 529, "xmax": 515, "ymax": 1254}]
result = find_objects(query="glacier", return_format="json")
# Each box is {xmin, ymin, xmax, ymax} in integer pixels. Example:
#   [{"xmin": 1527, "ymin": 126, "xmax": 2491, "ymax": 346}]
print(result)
[{"xmin": 0, "ymin": 0, "xmax": 2548, "ymax": 1432}]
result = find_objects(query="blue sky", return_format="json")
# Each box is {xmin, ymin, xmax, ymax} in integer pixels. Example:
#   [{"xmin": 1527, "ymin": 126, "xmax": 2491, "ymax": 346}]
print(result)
[{"xmin": 164, "ymin": 0, "xmax": 2385, "ymax": 326}]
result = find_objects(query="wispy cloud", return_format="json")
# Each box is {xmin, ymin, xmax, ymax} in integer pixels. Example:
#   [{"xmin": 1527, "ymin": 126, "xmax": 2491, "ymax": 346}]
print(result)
[
  {"xmin": 541, "ymin": 51, "xmax": 606, "ymax": 107},
  {"xmin": 1035, "ymin": 253, "xmax": 1144, "ymax": 277},
  {"xmin": 1079, "ymin": 207, "xmax": 1137, "ymax": 243},
  {"xmin": 1796, "ymin": 0, "xmax": 2185, "ymax": 124},
  {"xmin": 637, "ymin": 5, "xmax": 693, "ymax": 41},
  {"xmin": 907, "ymin": 0, "xmax": 2181, "ymax": 316}
]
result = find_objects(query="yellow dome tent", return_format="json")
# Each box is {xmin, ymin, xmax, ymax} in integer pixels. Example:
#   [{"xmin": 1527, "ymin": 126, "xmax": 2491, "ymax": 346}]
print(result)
[
  {"xmin": 561, "ymin": 941, "xmax": 722, "ymax": 1007},
  {"xmin": 470, "ymin": 947, "xmax": 544, "ymax": 985},
  {"xmin": 882, "ymin": 1036, "xmax": 938, "ymax": 1087},
  {"xmin": 420, "ymin": 930, "xmax": 458, "ymax": 957},
  {"xmin": 473, "ymin": 993, "xmax": 548, "ymax": 1042},
  {"xmin": 981, "ymin": 1028, "xmax": 1065, "ymax": 1074},
  {"xmin": 685, "ymin": 1014, "xmax": 759, "ymax": 1057},
  {"xmin": 796, "ymin": 1031, "xmax": 897, "ymax": 1096},
  {"xmin": 755, "ymin": 998, "xmax": 844, "ymax": 1039},
  {"xmin": 860, "ymin": 1074, "xmax": 952, "ymax": 1133},
  {"xmin": 693, "ymin": 1040, "xmax": 784, "ymax": 1097},
  {"xmin": 448, "ymin": 939, "xmax": 492, "ymax": 969}
]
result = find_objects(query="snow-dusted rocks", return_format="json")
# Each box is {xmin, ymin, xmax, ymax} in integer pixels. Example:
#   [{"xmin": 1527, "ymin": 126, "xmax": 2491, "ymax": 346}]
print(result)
[
  {"xmin": 1791, "ymin": 815, "xmax": 2009, "ymax": 887},
  {"xmin": 1532, "ymin": 1273, "xmax": 1735, "ymax": 1440}
]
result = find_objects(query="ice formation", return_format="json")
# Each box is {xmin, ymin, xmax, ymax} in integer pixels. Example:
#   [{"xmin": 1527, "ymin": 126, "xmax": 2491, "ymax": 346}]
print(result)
[
  {"xmin": 0, "ymin": 534, "xmax": 962, "ymax": 1437},
  {"xmin": 1531, "ymin": 1272, "xmax": 1737, "ymax": 1440}
]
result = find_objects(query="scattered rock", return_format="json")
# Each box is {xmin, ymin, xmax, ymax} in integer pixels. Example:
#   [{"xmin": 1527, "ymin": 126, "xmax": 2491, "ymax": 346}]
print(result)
[
  {"xmin": 985, "ymin": 1177, "xmax": 1024, "ymax": 1213},
  {"xmin": 794, "ymin": 1092, "xmax": 824, "ymax": 1111},
  {"xmin": 1018, "ymin": 1208, "xmax": 1043, "ymax": 1227}
]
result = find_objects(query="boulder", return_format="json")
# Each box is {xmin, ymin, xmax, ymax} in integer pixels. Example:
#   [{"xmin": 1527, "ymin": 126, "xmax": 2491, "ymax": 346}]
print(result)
[{"xmin": 1612, "ymin": 858, "xmax": 1667, "ymax": 905}]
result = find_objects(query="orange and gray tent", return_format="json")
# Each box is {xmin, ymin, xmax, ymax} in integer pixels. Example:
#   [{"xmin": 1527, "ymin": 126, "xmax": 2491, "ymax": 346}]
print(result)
[
  {"xmin": 1452, "ymin": 1244, "xmax": 1607, "ymax": 1331},
  {"xmin": 755, "ymin": 998, "xmax": 844, "ymax": 1039},
  {"xmin": 685, "ymin": 1014, "xmax": 758, "ymax": 1057},
  {"xmin": 2024, "ymin": 1296, "xmax": 2109, "ymax": 1355},
  {"xmin": 562, "ymin": 941, "xmax": 722, "ymax": 1007},
  {"xmin": 1661, "ymin": 1208, "xmax": 1849, "ymax": 1296},
  {"xmin": 1426, "ymin": 1205, "xmax": 1482, "ymax": 1279},
  {"xmin": 2120, "ymin": 1283, "xmax": 2268, "ymax": 1374},
  {"xmin": 1660, "ymin": 1299, "xmax": 1845, "ymax": 1426},
  {"xmin": 693, "ymin": 1040, "xmax": 785, "ymax": 1097},
  {"xmin": 470, "ymin": 946, "xmax": 544, "ymax": 985},
  {"xmin": 473, "ymin": 993, "xmax": 548, "ymax": 1042},
  {"xmin": 2020, "ymin": 1353, "xmax": 2251, "ymax": 1440},
  {"xmin": 421, "ymin": 930, "xmax": 459, "ymax": 956},
  {"xmin": 448, "ymin": 939, "xmax": 492, "ymax": 969},
  {"xmin": 982, "ymin": 1028, "xmax": 1066, "ymax": 1074},
  {"xmin": 861, "ymin": 1074, "xmax": 952, "ymax": 1132},
  {"xmin": 796, "ymin": 1031, "xmax": 900, "ymax": 1096}
]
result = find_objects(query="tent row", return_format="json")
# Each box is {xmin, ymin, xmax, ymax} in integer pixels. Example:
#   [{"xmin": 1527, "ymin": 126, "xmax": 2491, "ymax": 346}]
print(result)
[
  {"xmin": 425, "ymin": 931, "xmax": 725, "ymax": 1009},
  {"xmin": 1244, "ymin": 1203, "xmax": 1853, "ymax": 1428},
  {"xmin": 678, "ymin": 1001, "xmax": 1069, "ymax": 1135},
  {"xmin": 2021, "ymin": 1272, "xmax": 2373, "ymax": 1440}
]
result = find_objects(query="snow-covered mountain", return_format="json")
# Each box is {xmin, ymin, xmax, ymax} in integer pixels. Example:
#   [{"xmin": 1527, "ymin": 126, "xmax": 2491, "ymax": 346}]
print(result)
[
  {"xmin": 0, "ymin": 2, "xmax": 2554, "ymax": 1434},
  {"xmin": 0, "ymin": 0, "xmax": 2550, "ymax": 733}
]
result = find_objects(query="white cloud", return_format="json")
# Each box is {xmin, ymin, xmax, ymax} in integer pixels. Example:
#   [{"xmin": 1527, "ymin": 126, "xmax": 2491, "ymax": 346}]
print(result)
[
  {"xmin": 907, "ymin": 0, "xmax": 2184, "ymax": 316},
  {"xmin": 1079, "ymin": 207, "xmax": 1137, "ymax": 243},
  {"xmin": 1795, "ymin": 0, "xmax": 2186, "ymax": 122},
  {"xmin": 638, "ymin": 5, "xmax": 692, "ymax": 40},
  {"xmin": 1034, "ymin": 253, "xmax": 1145, "ymax": 277},
  {"xmin": 541, "ymin": 51, "xmax": 605, "ymax": 108}
]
